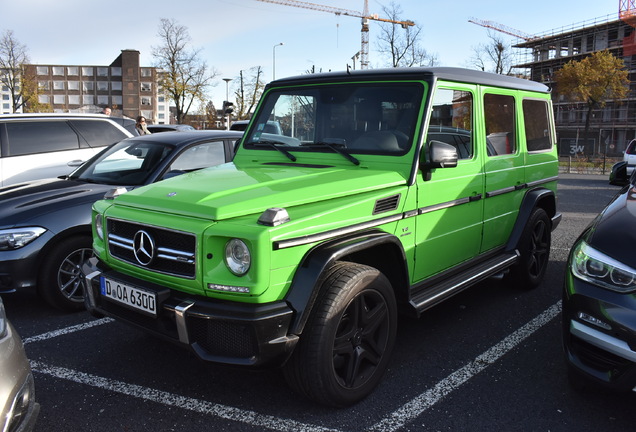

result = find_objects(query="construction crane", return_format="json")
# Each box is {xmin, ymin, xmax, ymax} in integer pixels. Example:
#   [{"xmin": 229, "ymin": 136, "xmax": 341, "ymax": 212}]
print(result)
[
  {"xmin": 468, "ymin": 17, "xmax": 537, "ymax": 41},
  {"xmin": 256, "ymin": 0, "xmax": 414, "ymax": 69}
]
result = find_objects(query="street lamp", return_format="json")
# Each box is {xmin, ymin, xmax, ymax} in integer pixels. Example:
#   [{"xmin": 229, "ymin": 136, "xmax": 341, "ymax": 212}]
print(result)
[
  {"xmin": 223, "ymin": 78, "xmax": 232, "ymax": 130},
  {"xmin": 273, "ymin": 42, "xmax": 284, "ymax": 80}
]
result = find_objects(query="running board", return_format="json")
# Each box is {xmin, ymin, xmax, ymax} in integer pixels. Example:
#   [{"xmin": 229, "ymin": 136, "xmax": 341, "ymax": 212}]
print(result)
[{"xmin": 409, "ymin": 251, "xmax": 519, "ymax": 315}]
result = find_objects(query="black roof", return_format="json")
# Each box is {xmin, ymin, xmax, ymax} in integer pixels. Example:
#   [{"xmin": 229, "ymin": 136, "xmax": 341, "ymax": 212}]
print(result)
[
  {"xmin": 269, "ymin": 67, "xmax": 549, "ymax": 93},
  {"xmin": 122, "ymin": 130, "xmax": 243, "ymax": 147}
]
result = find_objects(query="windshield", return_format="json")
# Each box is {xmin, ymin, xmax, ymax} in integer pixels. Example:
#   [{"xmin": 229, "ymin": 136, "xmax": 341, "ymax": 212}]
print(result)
[
  {"xmin": 69, "ymin": 139, "xmax": 174, "ymax": 185},
  {"xmin": 244, "ymin": 82, "xmax": 423, "ymax": 157}
]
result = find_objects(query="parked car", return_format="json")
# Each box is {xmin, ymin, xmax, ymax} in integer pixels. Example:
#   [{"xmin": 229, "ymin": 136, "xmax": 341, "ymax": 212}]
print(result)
[
  {"xmin": 146, "ymin": 124, "xmax": 195, "ymax": 133},
  {"xmin": 85, "ymin": 67, "xmax": 560, "ymax": 406},
  {"xmin": 624, "ymin": 138, "xmax": 636, "ymax": 176},
  {"xmin": 0, "ymin": 113, "xmax": 135, "ymax": 186},
  {"xmin": 0, "ymin": 296, "xmax": 39, "ymax": 432},
  {"xmin": 563, "ymin": 174, "xmax": 636, "ymax": 392},
  {"xmin": 230, "ymin": 119, "xmax": 282, "ymax": 134},
  {"xmin": 0, "ymin": 130, "xmax": 242, "ymax": 311}
]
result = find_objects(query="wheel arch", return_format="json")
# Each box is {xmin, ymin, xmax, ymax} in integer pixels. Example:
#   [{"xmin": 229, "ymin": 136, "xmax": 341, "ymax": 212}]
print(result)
[
  {"xmin": 506, "ymin": 187, "xmax": 557, "ymax": 253},
  {"xmin": 35, "ymin": 225, "xmax": 92, "ymax": 282},
  {"xmin": 284, "ymin": 229, "xmax": 409, "ymax": 336}
]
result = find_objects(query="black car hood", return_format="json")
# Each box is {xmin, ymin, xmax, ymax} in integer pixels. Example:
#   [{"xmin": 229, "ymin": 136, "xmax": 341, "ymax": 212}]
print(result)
[
  {"xmin": 585, "ymin": 185, "xmax": 636, "ymax": 269},
  {"xmin": 0, "ymin": 179, "xmax": 114, "ymax": 227}
]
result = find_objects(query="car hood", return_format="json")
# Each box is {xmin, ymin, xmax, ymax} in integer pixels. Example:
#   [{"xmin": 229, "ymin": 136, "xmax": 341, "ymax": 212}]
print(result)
[
  {"xmin": 111, "ymin": 163, "xmax": 408, "ymax": 221},
  {"xmin": 585, "ymin": 185, "xmax": 636, "ymax": 268},
  {"xmin": 0, "ymin": 179, "xmax": 115, "ymax": 227}
]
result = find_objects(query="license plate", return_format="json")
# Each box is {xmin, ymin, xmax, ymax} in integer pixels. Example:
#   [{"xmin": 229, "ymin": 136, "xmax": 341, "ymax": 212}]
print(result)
[{"xmin": 100, "ymin": 277, "xmax": 157, "ymax": 317}]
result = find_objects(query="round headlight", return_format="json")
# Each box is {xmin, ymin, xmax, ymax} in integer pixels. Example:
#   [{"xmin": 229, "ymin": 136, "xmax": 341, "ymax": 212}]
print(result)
[
  {"xmin": 95, "ymin": 214, "xmax": 104, "ymax": 240},
  {"xmin": 225, "ymin": 239, "xmax": 251, "ymax": 276}
]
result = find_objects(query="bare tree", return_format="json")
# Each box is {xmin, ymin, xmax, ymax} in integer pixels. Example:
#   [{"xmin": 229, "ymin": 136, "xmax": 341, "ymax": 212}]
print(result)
[
  {"xmin": 152, "ymin": 18, "xmax": 218, "ymax": 123},
  {"xmin": 375, "ymin": 2, "xmax": 437, "ymax": 68},
  {"xmin": 469, "ymin": 31, "xmax": 514, "ymax": 75},
  {"xmin": 0, "ymin": 30, "xmax": 33, "ymax": 112},
  {"xmin": 234, "ymin": 66, "xmax": 265, "ymax": 120}
]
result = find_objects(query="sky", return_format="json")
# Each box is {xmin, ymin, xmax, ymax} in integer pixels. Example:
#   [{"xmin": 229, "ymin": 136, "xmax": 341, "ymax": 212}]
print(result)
[{"xmin": 2, "ymin": 0, "xmax": 618, "ymax": 110}]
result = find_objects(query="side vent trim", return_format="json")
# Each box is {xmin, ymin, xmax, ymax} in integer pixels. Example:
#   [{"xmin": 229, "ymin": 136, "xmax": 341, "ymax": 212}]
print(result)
[{"xmin": 373, "ymin": 194, "xmax": 401, "ymax": 215}]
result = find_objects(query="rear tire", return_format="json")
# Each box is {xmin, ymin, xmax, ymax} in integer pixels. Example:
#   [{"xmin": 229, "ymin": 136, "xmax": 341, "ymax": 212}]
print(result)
[
  {"xmin": 510, "ymin": 207, "xmax": 551, "ymax": 289},
  {"xmin": 283, "ymin": 262, "xmax": 397, "ymax": 407},
  {"xmin": 38, "ymin": 236, "xmax": 93, "ymax": 311}
]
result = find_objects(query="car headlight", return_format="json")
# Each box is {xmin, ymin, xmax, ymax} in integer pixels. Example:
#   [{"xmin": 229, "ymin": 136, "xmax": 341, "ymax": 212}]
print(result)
[
  {"xmin": 571, "ymin": 240, "xmax": 636, "ymax": 293},
  {"xmin": 0, "ymin": 297, "xmax": 7, "ymax": 339},
  {"xmin": 0, "ymin": 227, "xmax": 47, "ymax": 251},
  {"xmin": 225, "ymin": 239, "xmax": 251, "ymax": 276},
  {"xmin": 95, "ymin": 214, "xmax": 104, "ymax": 240}
]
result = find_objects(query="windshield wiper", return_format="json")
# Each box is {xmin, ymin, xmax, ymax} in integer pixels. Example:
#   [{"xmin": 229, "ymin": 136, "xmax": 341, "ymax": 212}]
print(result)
[
  {"xmin": 247, "ymin": 140, "xmax": 297, "ymax": 162},
  {"xmin": 302, "ymin": 141, "xmax": 360, "ymax": 166}
]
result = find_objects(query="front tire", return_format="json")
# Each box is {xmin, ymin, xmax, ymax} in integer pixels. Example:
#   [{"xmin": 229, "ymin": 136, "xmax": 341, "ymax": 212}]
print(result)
[
  {"xmin": 38, "ymin": 236, "xmax": 93, "ymax": 311},
  {"xmin": 283, "ymin": 262, "xmax": 397, "ymax": 407},
  {"xmin": 510, "ymin": 207, "xmax": 551, "ymax": 289}
]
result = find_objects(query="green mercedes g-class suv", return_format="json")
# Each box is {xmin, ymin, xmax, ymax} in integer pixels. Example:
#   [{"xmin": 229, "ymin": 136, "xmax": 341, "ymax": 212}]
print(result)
[{"xmin": 85, "ymin": 67, "xmax": 560, "ymax": 406}]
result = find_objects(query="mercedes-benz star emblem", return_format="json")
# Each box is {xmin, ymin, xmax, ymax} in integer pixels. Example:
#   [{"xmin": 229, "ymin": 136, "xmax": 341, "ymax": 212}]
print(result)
[{"xmin": 133, "ymin": 230, "xmax": 155, "ymax": 266}]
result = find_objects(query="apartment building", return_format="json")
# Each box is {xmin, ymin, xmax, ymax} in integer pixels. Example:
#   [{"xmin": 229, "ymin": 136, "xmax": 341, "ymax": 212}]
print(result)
[
  {"xmin": 513, "ymin": 15, "xmax": 636, "ymax": 157},
  {"xmin": 23, "ymin": 49, "xmax": 171, "ymax": 124}
]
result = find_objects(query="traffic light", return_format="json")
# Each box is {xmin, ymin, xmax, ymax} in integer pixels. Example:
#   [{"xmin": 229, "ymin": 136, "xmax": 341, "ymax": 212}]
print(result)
[{"xmin": 222, "ymin": 101, "xmax": 234, "ymax": 114}]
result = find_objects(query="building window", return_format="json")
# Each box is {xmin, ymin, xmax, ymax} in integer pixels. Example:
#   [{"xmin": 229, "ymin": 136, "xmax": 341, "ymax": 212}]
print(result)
[
  {"xmin": 82, "ymin": 81, "xmax": 94, "ymax": 91},
  {"xmin": 68, "ymin": 95, "xmax": 80, "ymax": 105},
  {"xmin": 2, "ymin": 94, "xmax": 9, "ymax": 100},
  {"xmin": 158, "ymin": 105, "xmax": 165, "ymax": 111},
  {"xmin": 38, "ymin": 81, "xmax": 50, "ymax": 91},
  {"xmin": 39, "ymin": 95, "xmax": 50, "ymax": 104},
  {"xmin": 141, "ymin": 110, "xmax": 152, "ymax": 119},
  {"xmin": 158, "ymin": 113, "xmax": 165, "ymax": 120},
  {"xmin": 112, "ymin": 95, "xmax": 122, "ymax": 105},
  {"xmin": 52, "ymin": 67, "xmax": 65, "ymax": 76},
  {"xmin": 111, "ymin": 81, "xmax": 122, "ymax": 91},
  {"xmin": 67, "ymin": 81, "xmax": 80, "ymax": 91},
  {"xmin": 97, "ymin": 67, "xmax": 109, "ymax": 77},
  {"xmin": 158, "ymin": 96, "xmax": 165, "ymax": 103},
  {"xmin": 67, "ymin": 67, "xmax": 79, "ymax": 76},
  {"xmin": 83, "ymin": 95, "xmax": 94, "ymax": 105},
  {"xmin": 141, "ymin": 82, "xmax": 152, "ymax": 92},
  {"xmin": 53, "ymin": 95, "xmax": 65, "ymax": 104},
  {"xmin": 82, "ymin": 67, "xmax": 94, "ymax": 76},
  {"xmin": 37, "ymin": 66, "xmax": 49, "ymax": 75},
  {"xmin": 53, "ymin": 81, "xmax": 65, "ymax": 90},
  {"xmin": 97, "ymin": 95, "xmax": 109, "ymax": 105},
  {"xmin": 2, "ymin": 103, "xmax": 9, "ymax": 110},
  {"xmin": 141, "ymin": 68, "xmax": 153, "ymax": 77},
  {"xmin": 97, "ymin": 82, "xmax": 109, "ymax": 91},
  {"xmin": 141, "ymin": 96, "xmax": 152, "ymax": 106},
  {"xmin": 111, "ymin": 67, "xmax": 122, "ymax": 76}
]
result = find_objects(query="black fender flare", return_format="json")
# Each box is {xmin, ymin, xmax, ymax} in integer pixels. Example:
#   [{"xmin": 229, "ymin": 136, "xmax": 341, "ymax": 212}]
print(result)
[
  {"xmin": 505, "ymin": 187, "xmax": 558, "ymax": 253},
  {"xmin": 284, "ymin": 230, "xmax": 408, "ymax": 336}
]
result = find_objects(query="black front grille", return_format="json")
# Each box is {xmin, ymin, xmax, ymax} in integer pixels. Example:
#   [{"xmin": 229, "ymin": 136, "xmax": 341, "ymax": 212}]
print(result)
[
  {"xmin": 107, "ymin": 218, "xmax": 196, "ymax": 278},
  {"xmin": 571, "ymin": 336, "xmax": 632, "ymax": 372},
  {"xmin": 189, "ymin": 317, "xmax": 256, "ymax": 358}
]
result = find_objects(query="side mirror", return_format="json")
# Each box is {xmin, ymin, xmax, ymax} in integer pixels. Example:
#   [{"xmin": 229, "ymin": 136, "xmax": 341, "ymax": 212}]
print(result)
[
  {"xmin": 609, "ymin": 161, "xmax": 628, "ymax": 186},
  {"xmin": 421, "ymin": 140, "xmax": 458, "ymax": 181}
]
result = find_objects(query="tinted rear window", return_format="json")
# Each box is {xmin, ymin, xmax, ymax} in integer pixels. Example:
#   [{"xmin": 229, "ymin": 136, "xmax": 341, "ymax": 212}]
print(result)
[
  {"xmin": 5, "ymin": 121, "xmax": 79, "ymax": 156},
  {"xmin": 70, "ymin": 119, "xmax": 128, "ymax": 148}
]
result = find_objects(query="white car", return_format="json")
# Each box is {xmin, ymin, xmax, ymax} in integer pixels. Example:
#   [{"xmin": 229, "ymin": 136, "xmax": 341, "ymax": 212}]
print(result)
[
  {"xmin": 0, "ymin": 113, "xmax": 134, "ymax": 186},
  {"xmin": 624, "ymin": 139, "xmax": 636, "ymax": 176}
]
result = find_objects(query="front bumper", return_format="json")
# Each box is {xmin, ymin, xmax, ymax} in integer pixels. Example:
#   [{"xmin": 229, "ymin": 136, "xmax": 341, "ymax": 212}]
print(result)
[
  {"xmin": 0, "ymin": 233, "xmax": 52, "ymax": 293},
  {"xmin": 84, "ymin": 258, "xmax": 298, "ymax": 367},
  {"xmin": 562, "ymin": 271, "xmax": 636, "ymax": 391}
]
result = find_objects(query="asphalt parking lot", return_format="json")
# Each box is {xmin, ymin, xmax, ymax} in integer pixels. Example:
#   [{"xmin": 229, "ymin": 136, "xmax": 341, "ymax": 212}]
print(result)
[{"xmin": 4, "ymin": 173, "xmax": 636, "ymax": 431}]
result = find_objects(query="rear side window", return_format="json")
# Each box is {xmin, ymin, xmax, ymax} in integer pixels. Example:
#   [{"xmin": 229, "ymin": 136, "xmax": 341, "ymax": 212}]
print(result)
[
  {"xmin": 5, "ymin": 121, "xmax": 79, "ymax": 156},
  {"xmin": 484, "ymin": 94, "xmax": 516, "ymax": 156},
  {"xmin": 70, "ymin": 120, "xmax": 128, "ymax": 148},
  {"xmin": 523, "ymin": 99, "xmax": 553, "ymax": 152},
  {"xmin": 169, "ymin": 141, "xmax": 226, "ymax": 171}
]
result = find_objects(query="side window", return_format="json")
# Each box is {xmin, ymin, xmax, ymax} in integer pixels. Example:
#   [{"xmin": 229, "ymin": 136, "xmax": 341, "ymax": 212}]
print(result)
[
  {"xmin": 523, "ymin": 99, "xmax": 553, "ymax": 152},
  {"xmin": 484, "ymin": 94, "xmax": 516, "ymax": 156},
  {"xmin": 70, "ymin": 120, "xmax": 129, "ymax": 148},
  {"xmin": 5, "ymin": 121, "xmax": 79, "ymax": 156},
  {"xmin": 427, "ymin": 88, "xmax": 473, "ymax": 159},
  {"xmin": 169, "ymin": 141, "xmax": 226, "ymax": 171}
]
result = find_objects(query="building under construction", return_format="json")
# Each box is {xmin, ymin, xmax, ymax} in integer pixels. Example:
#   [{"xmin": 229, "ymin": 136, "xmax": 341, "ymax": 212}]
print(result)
[{"xmin": 512, "ymin": 13, "xmax": 635, "ymax": 157}]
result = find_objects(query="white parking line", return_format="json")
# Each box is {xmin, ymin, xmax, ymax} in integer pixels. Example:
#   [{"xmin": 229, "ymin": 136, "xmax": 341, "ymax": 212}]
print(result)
[
  {"xmin": 27, "ymin": 302, "xmax": 562, "ymax": 431},
  {"xmin": 366, "ymin": 301, "xmax": 562, "ymax": 432},
  {"xmin": 30, "ymin": 361, "xmax": 341, "ymax": 432}
]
